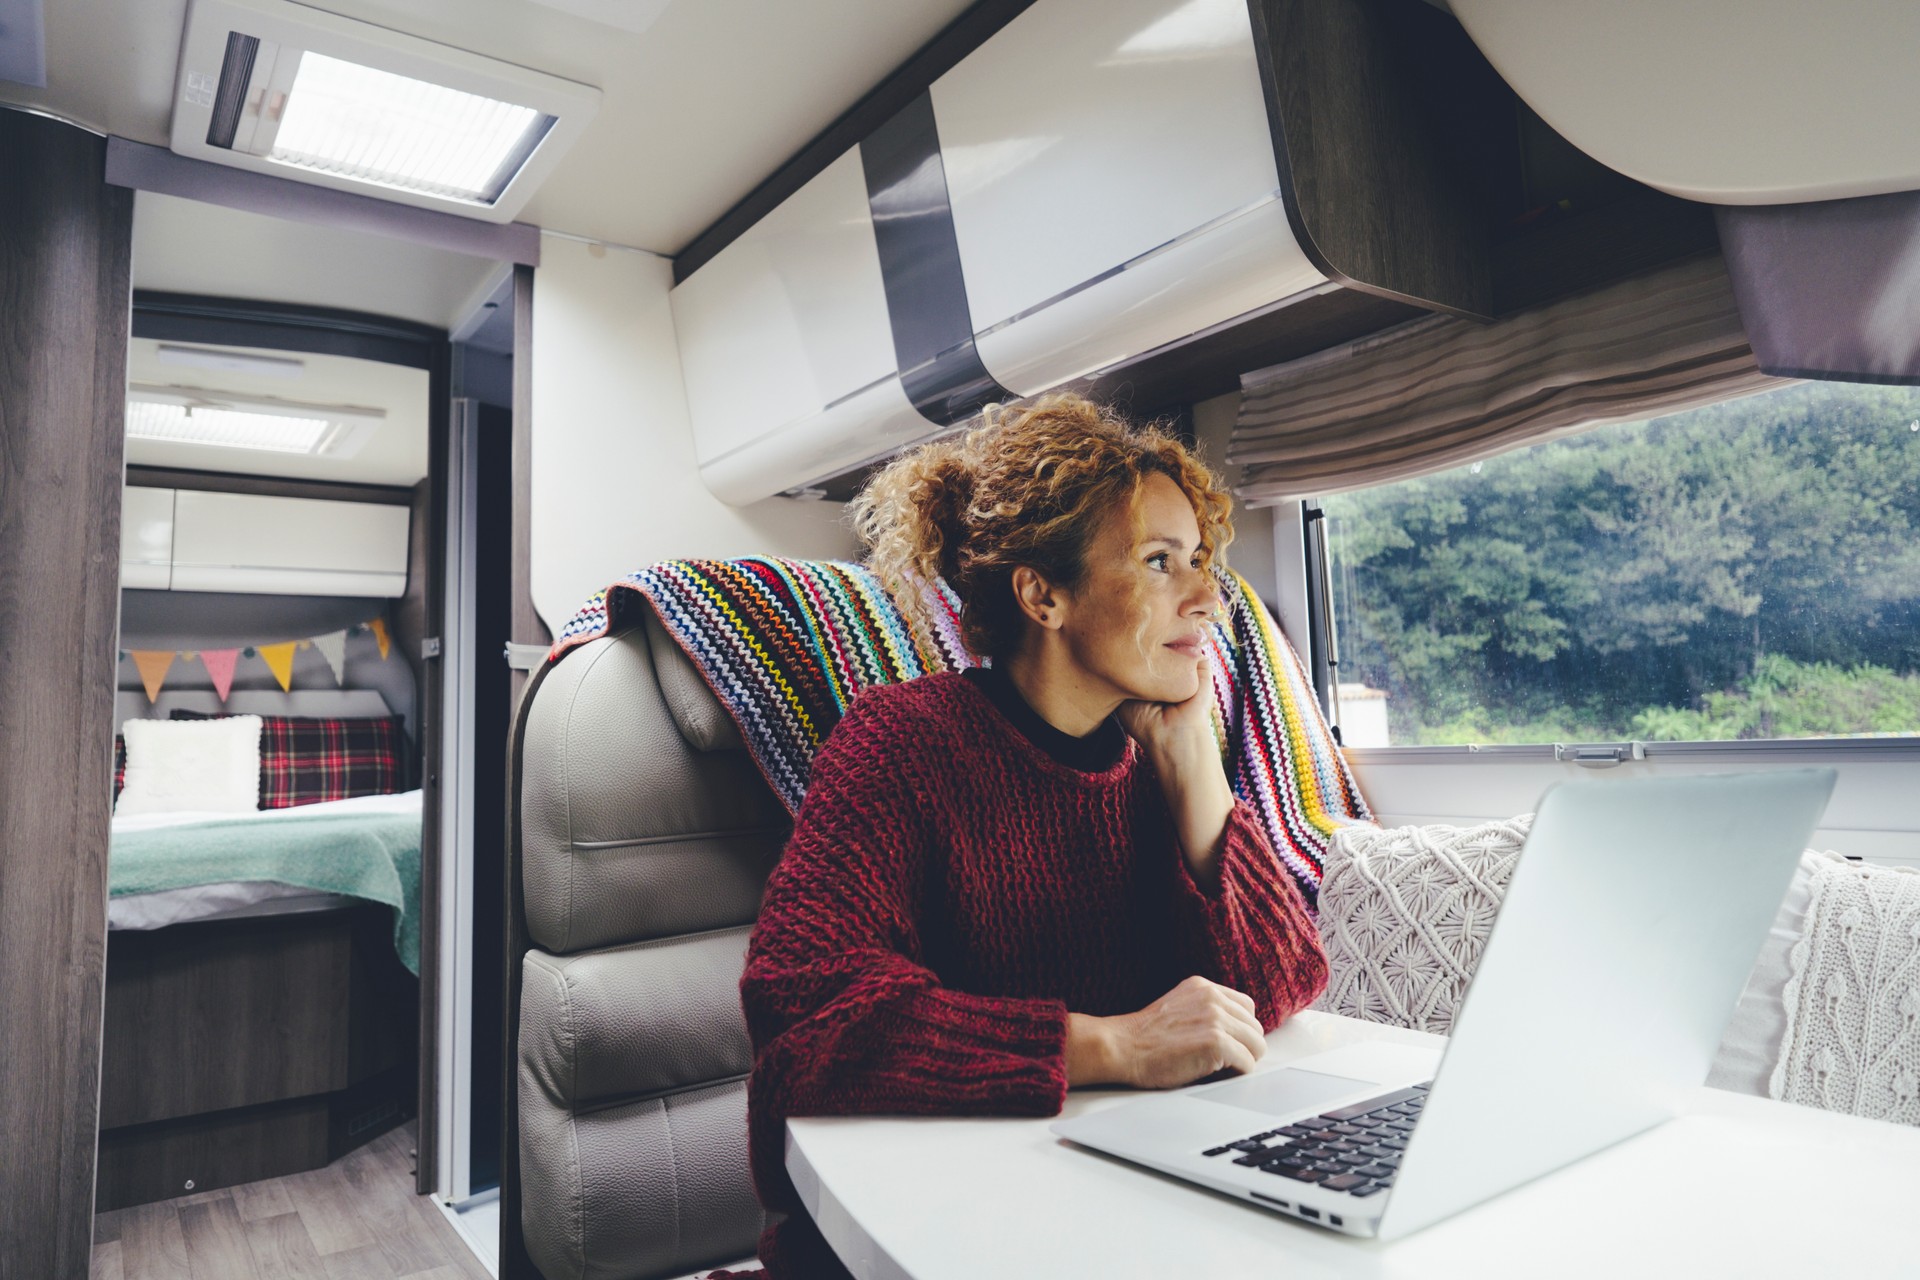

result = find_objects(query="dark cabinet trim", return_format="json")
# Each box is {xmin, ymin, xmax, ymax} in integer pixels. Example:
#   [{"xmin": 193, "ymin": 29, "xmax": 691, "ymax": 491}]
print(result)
[
  {"xmin": 125, "ymin": 465, "xmax": 415, "ymax": 507},
  {"xmin": 133, "ymin": 290, "xmax": 448, "ymax": 370},
  {"xmin": 673, "ymin": 0, "xmax": 1036, "ymax": 283}
]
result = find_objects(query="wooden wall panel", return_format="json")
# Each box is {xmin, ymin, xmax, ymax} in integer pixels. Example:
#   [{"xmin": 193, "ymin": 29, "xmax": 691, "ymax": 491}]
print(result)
[
  {"xmin": 1250, "ymin": 0, "xmax": 1493, "ymax": 321},
  {"xmin": 0, "ymin": 108, "xmax": 135, "ymax": 1279}
]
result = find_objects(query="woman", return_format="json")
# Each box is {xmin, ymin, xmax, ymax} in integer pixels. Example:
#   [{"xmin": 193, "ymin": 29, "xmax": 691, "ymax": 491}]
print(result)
[{"xmin": 727, "ymin": 394, "xmax": 1327, "ymax": 1278}]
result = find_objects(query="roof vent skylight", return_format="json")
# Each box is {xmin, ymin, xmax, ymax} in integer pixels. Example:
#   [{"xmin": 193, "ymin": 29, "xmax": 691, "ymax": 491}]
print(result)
[
  {"xmin": 128, "ymin": 386, "xmax": 385, "ymax": 457},
  {"xmin": 172, "ymin": 0, "xmax": 599, "ymax": 221}
]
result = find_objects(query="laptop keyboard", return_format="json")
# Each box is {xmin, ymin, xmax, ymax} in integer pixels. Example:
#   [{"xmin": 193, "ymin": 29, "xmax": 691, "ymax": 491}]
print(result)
[{"xmin": 1200, "ymin": 1082, "xmax": 1429, "ymax": 1199}]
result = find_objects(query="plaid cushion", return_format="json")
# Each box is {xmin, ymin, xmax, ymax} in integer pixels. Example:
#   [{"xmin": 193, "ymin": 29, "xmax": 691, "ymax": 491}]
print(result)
[
  {"xmin": 114, "ymin": 734, "xmax": 127, "ymax": 800},
  {"xmin": 171, "ymin": 712, "xmax": 406, "ymax": 809}
]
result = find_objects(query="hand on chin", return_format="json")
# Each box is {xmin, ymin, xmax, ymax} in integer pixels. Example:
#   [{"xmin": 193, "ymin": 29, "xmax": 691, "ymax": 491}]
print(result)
[{"xmin": 1116, "ymin": 653, "xmax": 1213, "ymax": 759}]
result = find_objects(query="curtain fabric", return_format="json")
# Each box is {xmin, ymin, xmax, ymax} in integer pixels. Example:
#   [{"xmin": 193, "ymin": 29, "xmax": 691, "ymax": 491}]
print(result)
[{"xmin": 1228, "ymin": 254, "xmax": 1787, "ymax": 503}]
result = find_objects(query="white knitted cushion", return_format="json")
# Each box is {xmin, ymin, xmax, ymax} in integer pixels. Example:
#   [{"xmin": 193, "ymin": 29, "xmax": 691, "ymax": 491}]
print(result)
[
  {"xmin": 1771, "ymin": 852, "xmax": 1920, "ymax": 1125},
  {"xmin": 1314, "ymin": 817, "xmax": 1531, "ymax": 1032}
]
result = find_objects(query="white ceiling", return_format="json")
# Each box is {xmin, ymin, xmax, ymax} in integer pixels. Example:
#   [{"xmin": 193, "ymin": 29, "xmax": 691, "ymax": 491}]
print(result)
[
  {"xmin": 124, "ymin": 336, "xmax": 431, "ymax": 486},
  {"xmin": 6, "ymin": 0, "xmax": 976, "ymax": 254}
]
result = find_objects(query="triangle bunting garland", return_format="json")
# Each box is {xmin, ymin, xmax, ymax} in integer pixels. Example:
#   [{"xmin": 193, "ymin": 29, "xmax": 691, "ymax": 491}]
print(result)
[
  {"xmin": 312, "ymin": 631, "xmax": 349, "ymax": 686},
  {"xmin": 199, "ymin": 648, "xmax": 240, "ymax": 701},
  {"xmin": 118, "ymin": 618, "xmax": 392, "ymax": 701},
  {"xmin": 257, "ymin": 642, "xmax": 299, "ymax": 693},
  {"xmin": 130, "ymin": 650, "xmax": 175, "ymax": 703}
]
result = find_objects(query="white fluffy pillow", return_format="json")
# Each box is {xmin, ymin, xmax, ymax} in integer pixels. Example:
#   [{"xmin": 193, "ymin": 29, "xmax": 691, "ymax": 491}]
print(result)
[
  {"xmin": 1314, "ymin": 817, "xmax": 1531, "ymax": 1032},
  {"xmin": 115, "ymin": 715, "xmax": 263, "ymax": 816}
]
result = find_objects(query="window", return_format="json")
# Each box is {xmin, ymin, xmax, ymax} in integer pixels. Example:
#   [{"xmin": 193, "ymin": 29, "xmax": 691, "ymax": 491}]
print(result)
[{"xmin": 1320, "ymin": 381, "xmax": 1920, "ymax": 748}]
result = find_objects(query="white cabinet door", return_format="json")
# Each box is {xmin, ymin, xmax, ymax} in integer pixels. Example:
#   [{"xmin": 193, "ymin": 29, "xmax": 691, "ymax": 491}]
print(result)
[
  {"xmin": 170, "ymin": 490, "xmax": 411, "ymax": 597},
  {"xmin": 932, "ymin": 0, "xmax": 1287, "ymax": 332},
  {"xmin": 671, "ymin": 148, "xmax": 900, "ymax": 471},
  {"xmin": 932, "ymin": 0, "xmax": 1323, "ymax": 395},
  {"xmin": 121, "ymin": 486, "xmax": 176, "ymax": 590}
]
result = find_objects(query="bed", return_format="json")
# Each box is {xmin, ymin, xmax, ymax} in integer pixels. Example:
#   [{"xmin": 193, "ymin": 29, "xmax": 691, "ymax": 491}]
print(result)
[
  {"xmin": 97, "ymin": 689, "xmax": 423, "ymax": 1212},
  {"xmin": 109, "ymin": 790, "xmax": 423, "ymax": 969}
]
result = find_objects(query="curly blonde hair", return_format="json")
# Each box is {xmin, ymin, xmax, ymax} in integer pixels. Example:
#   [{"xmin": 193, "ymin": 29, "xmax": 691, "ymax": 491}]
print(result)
[{"xmin": 850, "ymin": 393, "xmax": 1234, "ymax": 662}]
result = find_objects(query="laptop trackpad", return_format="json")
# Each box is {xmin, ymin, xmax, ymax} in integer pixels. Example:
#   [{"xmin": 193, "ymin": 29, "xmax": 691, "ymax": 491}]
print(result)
[{"xmin": 1191, "ymin": 1068, "xmax": 1376, "ymax": 1118}]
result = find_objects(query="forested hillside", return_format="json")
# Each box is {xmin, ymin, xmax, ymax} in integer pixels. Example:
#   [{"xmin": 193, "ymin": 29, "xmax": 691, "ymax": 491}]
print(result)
[{"xmin": 1322, "ymin": 382, "xmax": 1920, "ymax": 744}]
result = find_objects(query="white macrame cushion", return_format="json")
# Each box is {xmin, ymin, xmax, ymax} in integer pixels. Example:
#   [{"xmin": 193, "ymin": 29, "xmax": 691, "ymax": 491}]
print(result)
[
  {"xmin": 1770, "ymin": 852, "xmax": 1920, "ymax": 1125},
  {"xmin": 1313, "ymin": 817, "xmax": 1530, "ymax": 1032}
]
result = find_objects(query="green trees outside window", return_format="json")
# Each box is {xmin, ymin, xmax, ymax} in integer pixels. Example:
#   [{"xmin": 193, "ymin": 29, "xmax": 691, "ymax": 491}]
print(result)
[{"xmin": 1322, "ymin": 382, "xmax": 1920, "ymax": 746}]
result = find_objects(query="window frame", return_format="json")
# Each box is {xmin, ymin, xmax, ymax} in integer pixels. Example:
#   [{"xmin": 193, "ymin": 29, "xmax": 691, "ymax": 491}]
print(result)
[{"xmin": 1277, "ymin": 411, "xmax": 1920, "ymax": 765}]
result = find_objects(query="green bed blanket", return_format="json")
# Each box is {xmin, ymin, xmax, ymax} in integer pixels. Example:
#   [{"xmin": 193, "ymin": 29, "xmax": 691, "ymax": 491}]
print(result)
[{"xmin": 110, "ymin": 808, "xmax": 422, "ymax": 975}]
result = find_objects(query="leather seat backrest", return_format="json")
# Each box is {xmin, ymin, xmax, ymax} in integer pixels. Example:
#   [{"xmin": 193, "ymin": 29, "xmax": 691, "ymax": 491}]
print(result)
[
  {"xmin": 518, "ymin": 612, "xmax": 786, "ymax": 954},
  {"xmin": 512, "ymin": 608, "xmax": 788, "ymax": 1280}
]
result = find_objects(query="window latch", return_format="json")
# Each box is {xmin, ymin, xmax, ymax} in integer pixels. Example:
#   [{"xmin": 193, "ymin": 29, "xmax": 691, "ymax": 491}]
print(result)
[{"xmin": 1554, "ymin": 741, "xmax": 1647, "ymax": 768}]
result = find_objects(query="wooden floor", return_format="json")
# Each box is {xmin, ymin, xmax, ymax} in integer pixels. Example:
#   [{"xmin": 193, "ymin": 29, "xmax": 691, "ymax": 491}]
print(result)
[{"xmin": 92, "ymin": 1121, "xmax": 492, "ymax": 1280}]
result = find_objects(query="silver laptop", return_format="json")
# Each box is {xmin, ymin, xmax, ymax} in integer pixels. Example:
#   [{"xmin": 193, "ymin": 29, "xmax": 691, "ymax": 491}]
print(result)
[{"xmin": 1052, "ymin": 768, "xmax": 1837, "ymax": 1240}]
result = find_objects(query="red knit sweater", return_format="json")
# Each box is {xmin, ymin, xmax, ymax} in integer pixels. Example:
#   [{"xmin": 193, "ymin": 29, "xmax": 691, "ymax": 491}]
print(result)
[{"xmin": 724, "ymin": 671, "xmax": 1328, "ymax": 1278}]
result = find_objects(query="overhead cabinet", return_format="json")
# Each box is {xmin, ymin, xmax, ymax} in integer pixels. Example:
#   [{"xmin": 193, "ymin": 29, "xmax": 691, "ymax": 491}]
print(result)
[
  {"xmin": 670, "ymin": 150, "xmax": 934, "ymax": 504},
  {"xmin": 932, "ymin": 0, "xmax": 1322, "ymax": 396},
  {"xmin": 121, "ymin": 486, "xmax": 177, "ymax": 590},
  {"xmin": 121, "ymin": 487, "xmax": 410, "ymax": 598},
  {"xmin": 671, "ymin": 0, "xmax": 1497, "ymax": 506}
]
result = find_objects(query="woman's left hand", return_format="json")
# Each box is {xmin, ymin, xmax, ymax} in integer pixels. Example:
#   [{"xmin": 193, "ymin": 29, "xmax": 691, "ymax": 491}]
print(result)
[
  {"xmin": 1116, "ymin": 654, "xmax": 1218, "ymax": 765},
  {"xmin": 1119, "ymin": 655, "xmax": 1236, "ymax": 885}
]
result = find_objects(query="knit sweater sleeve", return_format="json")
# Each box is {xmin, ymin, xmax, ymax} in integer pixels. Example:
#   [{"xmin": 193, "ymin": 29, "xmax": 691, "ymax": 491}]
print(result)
[
  {"xmin": 740, "ymin": 689, "xmax": 1071, "ymax": 1123},
  {"xmin": 1171, "ymin": 799, "xmax": 1329, "ymax": 1032}
]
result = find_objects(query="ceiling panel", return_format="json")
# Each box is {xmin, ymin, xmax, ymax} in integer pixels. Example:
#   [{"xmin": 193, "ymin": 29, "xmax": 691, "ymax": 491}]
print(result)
[{"xmin": 4, "ymin": 0, "xmax": 976, "ymax": 254}]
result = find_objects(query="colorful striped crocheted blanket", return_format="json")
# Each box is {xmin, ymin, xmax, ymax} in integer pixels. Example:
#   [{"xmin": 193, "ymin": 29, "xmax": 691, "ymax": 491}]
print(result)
[{"xmin": 549, "ymin": 558, "xmax": 1371, "ymax": 903}]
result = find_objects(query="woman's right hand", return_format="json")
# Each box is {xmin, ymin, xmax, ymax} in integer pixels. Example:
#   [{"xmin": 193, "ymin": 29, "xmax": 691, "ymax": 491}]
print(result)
[{"xmin": 1066, "ymin": 975, "xmax": 1266, "ymax": 1089}]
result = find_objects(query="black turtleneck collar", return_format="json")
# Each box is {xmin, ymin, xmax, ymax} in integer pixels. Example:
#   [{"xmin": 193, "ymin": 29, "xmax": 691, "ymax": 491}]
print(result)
[{"xmin": 961, "ymin": 664, "xmax": 1128, "ymax": 773}]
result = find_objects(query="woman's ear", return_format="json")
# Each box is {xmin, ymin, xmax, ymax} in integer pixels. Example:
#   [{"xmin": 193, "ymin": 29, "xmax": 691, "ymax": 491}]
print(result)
[{"xmin": 1011, "ymin": 565, "xmax": 1065, "ymax": 631}]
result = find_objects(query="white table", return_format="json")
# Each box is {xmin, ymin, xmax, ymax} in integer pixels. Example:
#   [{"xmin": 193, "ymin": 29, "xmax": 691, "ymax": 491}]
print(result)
[{"xmin": 788, "ymin": 1011, "xmax": 1920, "ymax": 1279}]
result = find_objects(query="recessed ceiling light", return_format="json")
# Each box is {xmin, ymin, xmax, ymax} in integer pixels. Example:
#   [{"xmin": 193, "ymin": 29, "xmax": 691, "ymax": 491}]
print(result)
[
  {"xmin": 155, "ymin": 344, "xmax": 306, "ymax": 379},
  {"xmin": 265, "ymin": 52, "xmax": 553, "ymax": 205},
  {"xmin": 127, "ymin": 385, "xmax": 384, "ymax": 457},
  {"xmin": 171, "ymin": 0, "xmax": 600, "ymax": 222}
]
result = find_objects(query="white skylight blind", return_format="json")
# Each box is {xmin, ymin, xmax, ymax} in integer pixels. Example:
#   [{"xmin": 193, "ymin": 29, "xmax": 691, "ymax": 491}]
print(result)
[
  {"xmin": 171, "ymin": 0, "xmax": 599, "ymax": 222},
  {"xmin": 269, "ymin": 53, "xmax": 553, "ymax": 205},
  {"xmin": 127, "ymin": 400, "xmax": 334, "ymax": 454}
]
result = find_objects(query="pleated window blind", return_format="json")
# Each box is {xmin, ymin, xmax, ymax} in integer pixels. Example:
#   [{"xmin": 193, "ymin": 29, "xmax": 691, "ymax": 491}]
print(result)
[{"xmin": 1228, "ymin": 255, "xmax": 1789, "ymax": 502}]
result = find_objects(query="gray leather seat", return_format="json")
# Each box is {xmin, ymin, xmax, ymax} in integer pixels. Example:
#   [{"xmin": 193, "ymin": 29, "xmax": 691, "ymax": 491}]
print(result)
[{"xmin": 510, "ymin": 608, "xmax": 790, "ymax": 1279}]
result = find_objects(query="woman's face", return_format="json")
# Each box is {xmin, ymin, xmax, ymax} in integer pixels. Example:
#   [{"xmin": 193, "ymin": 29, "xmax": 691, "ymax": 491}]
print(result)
[{"xmin": 1053, "ymin": 471, "xmax": 1222, "ymax": 705}]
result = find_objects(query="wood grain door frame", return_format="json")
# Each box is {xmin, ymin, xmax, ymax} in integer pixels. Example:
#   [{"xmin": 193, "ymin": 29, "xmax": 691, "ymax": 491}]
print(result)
[{"xmin": 0, "ymin": 109, "xmax": 134, "ymax": 1280}]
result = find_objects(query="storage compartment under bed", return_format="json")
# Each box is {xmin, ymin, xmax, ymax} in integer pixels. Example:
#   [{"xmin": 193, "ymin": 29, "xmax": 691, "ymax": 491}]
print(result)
[{"xmin": 95, "ymin": 902, "xmax": 417, "ymax": 1211}]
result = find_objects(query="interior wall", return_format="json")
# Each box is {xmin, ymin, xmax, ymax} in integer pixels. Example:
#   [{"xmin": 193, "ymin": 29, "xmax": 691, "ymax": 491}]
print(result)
[
  {"xmin": 1191, "ymin": 389, "xmax": 1278, "ymax": 606},
  {"xmin": 115, "ymin": 595, "xmax": 415, "ymax": 734},
  {"xmin": 528, "ymin": 235, "xmax": 859, "ymax": 634}
]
